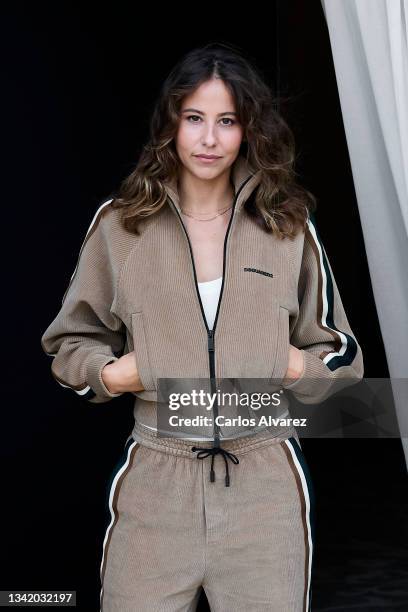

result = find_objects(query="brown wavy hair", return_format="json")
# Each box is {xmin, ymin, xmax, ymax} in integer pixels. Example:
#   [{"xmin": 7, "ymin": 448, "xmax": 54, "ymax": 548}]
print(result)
[{"xmin": 110, "ymin": 41, "xmax": 317, "ymax": 239}]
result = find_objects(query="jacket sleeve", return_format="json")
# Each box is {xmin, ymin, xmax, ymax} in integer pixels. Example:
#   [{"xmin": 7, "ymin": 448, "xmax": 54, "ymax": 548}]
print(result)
[
  {"xmin": 281, "ymin": 212, "xmax": 364, "ymax": 404},
  {"xmin": 40, "ymin": 201, "xmax": 126, "ymax": 403}
]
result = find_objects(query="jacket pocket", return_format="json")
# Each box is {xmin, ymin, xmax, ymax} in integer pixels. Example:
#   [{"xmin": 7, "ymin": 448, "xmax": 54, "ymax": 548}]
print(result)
[
  {"xmin": 215, "ymin": 297, "xmax": 287, "ymax": 383},
  {"xmin": 271, "ymin": 306, "xmax": 290, "ymax": 383},
  {"xmin": 131, "ymin": 312, "xmax": 156, "ymax": 391}
]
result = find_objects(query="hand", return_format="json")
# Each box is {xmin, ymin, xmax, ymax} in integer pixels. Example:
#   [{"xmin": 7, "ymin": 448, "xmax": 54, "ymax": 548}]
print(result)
[
  {"xmin": 101, "ymin": 351, "xmax": 145, "ymax": 394},
  {"xmin": 283, "ymin": 345, "xmax": 305, "ymax": 383}
]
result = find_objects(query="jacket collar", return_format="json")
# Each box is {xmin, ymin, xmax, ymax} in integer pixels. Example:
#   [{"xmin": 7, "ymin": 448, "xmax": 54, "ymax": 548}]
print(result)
[{"xmin": 163, "ymin": 154, "xmax": 262, "ymax": 215}]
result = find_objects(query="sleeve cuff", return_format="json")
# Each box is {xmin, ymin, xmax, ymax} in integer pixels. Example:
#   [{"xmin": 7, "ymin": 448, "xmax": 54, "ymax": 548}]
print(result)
[
  {"xmin": 281, "ymin": 349, "xmax": 331, "ymax": 396},
  {"xmin": 280, "ymin": 348, "xmax": 363, "ymax": 404},
  {"xmin": 85, "ymin": 353, "xmax": 124, "ymax": 401},
  {"xmin": 281, "ymin": 349, "xmax": 307, "ymax": 390}
]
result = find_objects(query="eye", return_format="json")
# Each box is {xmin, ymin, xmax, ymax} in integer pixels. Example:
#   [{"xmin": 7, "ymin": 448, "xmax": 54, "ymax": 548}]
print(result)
[
  {"xmin": 186, "ymin": 115, "xmax": 202, "ymax": 123},
  {"xmin": 185, "ymin": 115, "xmax": 236, "ymax": 126},
  {"xmin": 220, "ymin": 118, "xmax": 236, "ymax": 126}
]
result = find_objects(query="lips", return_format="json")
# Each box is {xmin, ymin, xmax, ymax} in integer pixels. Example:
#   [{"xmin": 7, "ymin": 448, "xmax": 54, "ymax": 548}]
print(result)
[{"xmin": 195, "ymin": 155, "xmax": 221, "ymax": 159}]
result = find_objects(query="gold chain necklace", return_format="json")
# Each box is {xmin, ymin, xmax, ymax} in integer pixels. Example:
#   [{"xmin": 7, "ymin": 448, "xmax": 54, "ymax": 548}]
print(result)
[{"xmin": 180, "ymin": 202, "xmax": 233, "ymax": 222}]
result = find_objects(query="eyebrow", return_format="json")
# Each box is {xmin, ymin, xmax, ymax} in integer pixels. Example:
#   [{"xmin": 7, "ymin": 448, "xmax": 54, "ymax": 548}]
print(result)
[{"xmin": 181, "ymin": 108, "xmax": 237, "ymax": 116}]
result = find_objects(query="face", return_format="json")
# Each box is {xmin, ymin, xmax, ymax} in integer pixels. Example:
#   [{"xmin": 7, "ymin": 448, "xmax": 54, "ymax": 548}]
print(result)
[{"xmin": 174, "ymin": 77, "xmax": 244, "ymax": 181}]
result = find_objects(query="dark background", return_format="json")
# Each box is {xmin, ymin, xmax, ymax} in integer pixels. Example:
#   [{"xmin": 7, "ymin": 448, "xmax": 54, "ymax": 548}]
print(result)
[{"xmin": 2, "ymin": 1, "xmax": 407, "ymax": 610}]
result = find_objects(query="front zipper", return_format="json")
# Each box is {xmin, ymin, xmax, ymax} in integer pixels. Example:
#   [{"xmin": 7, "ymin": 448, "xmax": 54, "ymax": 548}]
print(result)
[{"xmin": 167, "ymin": 174, "xmax": 254, "ymax": 448}]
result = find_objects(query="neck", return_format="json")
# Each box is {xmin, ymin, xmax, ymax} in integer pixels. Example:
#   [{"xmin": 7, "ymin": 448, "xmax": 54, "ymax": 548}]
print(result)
[{"xmin": 178, "ymin": 168, "xmax": 235, "ymax": 214}]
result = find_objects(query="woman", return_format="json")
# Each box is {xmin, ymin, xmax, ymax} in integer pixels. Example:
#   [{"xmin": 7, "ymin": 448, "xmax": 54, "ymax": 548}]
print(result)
[{"xmin": 41, "ymin": 42, "xmax": 364, "ymax": 611}]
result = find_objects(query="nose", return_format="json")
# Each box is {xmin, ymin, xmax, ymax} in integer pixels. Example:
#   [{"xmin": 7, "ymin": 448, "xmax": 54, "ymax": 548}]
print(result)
[{"xmin": 201, "ymin": 122, "xmax": 217, "ymax": 147}]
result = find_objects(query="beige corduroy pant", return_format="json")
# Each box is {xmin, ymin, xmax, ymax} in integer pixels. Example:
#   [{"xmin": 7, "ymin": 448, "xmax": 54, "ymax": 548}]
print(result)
[{"xmin": 99, "ymin": 422, "xmax": 315, "ymax": 612}]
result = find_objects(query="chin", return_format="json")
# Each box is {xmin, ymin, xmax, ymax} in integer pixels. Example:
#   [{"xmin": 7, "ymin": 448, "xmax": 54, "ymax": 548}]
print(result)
[{"xmin": 195, "ymin": 168, "xmax": 226, "ymax": 181}]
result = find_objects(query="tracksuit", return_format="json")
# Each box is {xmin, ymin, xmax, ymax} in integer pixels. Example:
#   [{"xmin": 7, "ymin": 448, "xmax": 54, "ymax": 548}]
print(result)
[{"xmin": 41, "ymin": 154, "xmax": 364, "ymax": 610}]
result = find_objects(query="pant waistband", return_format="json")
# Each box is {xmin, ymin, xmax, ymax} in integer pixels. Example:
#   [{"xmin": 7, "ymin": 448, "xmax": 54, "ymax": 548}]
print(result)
[{"xmin": 130, "ymin": 420, "xmax": 298, "ymax": 487}]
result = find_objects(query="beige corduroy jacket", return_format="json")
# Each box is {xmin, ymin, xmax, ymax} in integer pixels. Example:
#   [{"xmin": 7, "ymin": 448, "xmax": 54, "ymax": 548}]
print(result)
[{"xmin": 41, "ymin": 154, "xmax": 364, "ymax": 440}]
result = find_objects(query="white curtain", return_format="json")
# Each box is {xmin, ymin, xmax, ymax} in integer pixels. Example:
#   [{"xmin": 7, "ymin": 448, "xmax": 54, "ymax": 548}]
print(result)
[{"xmin": 320, "ymin": 0, "xmax": 408, "ymax": 468}]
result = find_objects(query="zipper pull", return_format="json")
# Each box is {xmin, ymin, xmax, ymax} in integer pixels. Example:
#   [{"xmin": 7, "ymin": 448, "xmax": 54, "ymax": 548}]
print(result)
[{"xmin": 208, "ymin": 329, "xmax": 214, "ymax": 352}]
